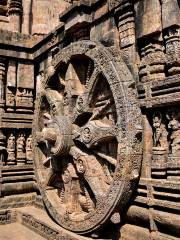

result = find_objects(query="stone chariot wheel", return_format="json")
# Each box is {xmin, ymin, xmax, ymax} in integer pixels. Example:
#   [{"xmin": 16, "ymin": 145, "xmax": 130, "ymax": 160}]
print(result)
[{"xmin": 33, "ymin": 41, "xmax": 142, "ymax": 235}]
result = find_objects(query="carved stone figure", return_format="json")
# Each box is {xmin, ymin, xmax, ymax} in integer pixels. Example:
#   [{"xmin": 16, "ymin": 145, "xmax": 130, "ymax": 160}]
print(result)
[
  {"xmin": 7, "ymin": 133, "xmax": 16, "ymax": 165},
  {"xmin": 16, "ymin": 133, "xmax": 26, "ymax": 165},
  {"xmin": 26, "ymin": 134, "xmax": 33, "ymax": 164},
  {"xmin": 152, "ymin": 112, "xmax": 168, "ymax": 178},
  {"xmin": 167, "ymin": 110, "xmax": 180, "ymax": 157},
  {"xmin": 60, "ymin": 162, "xmax": 93, "ymax": 218},
  {"xmin": 152, "ymin": 112, "xmax": 168, "ymax": 151}
]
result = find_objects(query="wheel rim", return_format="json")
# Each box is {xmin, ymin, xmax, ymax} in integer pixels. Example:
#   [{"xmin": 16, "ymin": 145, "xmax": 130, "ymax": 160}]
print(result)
[{"xmin": 33, "ymin": 41, "xmax": 142, "ymax": 234}]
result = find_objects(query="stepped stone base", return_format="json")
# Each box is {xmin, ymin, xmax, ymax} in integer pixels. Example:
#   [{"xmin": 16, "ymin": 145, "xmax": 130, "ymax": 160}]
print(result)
[
  {"xmin": 0, "ymin": 223, "xmax": 45, "ymax": 240},
  {"xmin": 0, "ymin": 206, "xmax": 92, "ymax": 240}
]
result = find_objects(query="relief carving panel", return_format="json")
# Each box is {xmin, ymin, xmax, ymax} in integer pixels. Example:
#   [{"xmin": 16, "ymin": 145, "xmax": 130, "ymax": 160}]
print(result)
[{"xmin": 151, "ymin": 108, "xmax": 180, "ymax": 179}]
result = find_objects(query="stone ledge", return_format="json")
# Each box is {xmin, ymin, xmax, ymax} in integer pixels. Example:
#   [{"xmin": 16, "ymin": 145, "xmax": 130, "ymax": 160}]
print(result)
[{"xmin": 14, "ymin": 206, "xmax": 91, "ymax": 240}]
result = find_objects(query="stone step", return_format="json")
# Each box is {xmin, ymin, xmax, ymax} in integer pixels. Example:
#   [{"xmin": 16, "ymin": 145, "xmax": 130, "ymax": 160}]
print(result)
[
  {"xmin": 2, "ymin": 174, "xmax": 34, "ymax": 183},
  {"xmin": 0, "ymin": 205, "xmax": 109, "ymax": 240},
  {"xmin": 0, "ymin": 222, "xmax": 46, "ymax": 240},
  {"xmin": 2, "ymin": 171, "xmax": 34, "ymax": 176},
  {"xmin": 16, "ymin": 206, "xmax": 91, "ymax": 240},
  {"xmin": 2, "ymin": 166, "xmax": 34, "ymax": 173}
]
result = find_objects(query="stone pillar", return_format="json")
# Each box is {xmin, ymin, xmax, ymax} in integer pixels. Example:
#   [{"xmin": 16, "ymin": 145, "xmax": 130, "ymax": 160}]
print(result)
[
  {"xmin": 0, "ymin": 58, "xmax": 6, "ymax": 108},
  {"xmin": 161, "ymin": 0, "xmax": 180, "ymax": 75},
  {"xmin": 141, "ymin": 114, "xmax": 153, "ymax": 178},
  {"xmin": 115, "ymin": 2, "xmax": 136, "ymax": 49},
  {"xmin": 115, "ymin": 1, "xmax": 138, "ymax": 78},
  {"xmin": 8, "ymin": 0, "xmax": 23, "ymax": 32},
  {"xmin": 21, "ymin": 0, "xmax": 32, "ymax": 34},
  {"xmin": 164, "ymin": 27, "xmax": 180, "ymax": 76},
  {"xmin": 135, "ymin": 0, "xmax": 165, "ymax": 82},
  {"xmin": 31, "ymin": 0, "xmax": 50, "ymax": 35}
]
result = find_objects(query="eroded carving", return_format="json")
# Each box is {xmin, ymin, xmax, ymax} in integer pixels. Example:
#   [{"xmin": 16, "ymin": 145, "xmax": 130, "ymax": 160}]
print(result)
[
  {"xmin": 7, "ymin": 133, "xmax": 16, "ymax": 165},
  {"xmin": 33, "ymin": 41, "xmax": 142, "ymax": 234},
  {"xmin": 165, "ymin": 27, "xmax": 180, "ymax": 75},
  {"xmin": 153, "ymin": 112, "xmax": 168, "ymax": 151},
  {"xmin": 167, "ymin": 109, "xmax": 180, "ymax": 157},
  {"xmin": 26, "ymin": 134, "xmax": 33, "ymax": 164},
  {"xmin": 16, "ymin": 88, "xmax": 33, "ymax": 109},
  {"xmin": 152, "ymin": 112, "xmax": 168, "ymax": 178},
  {"xmin": 16, "ymin": 133, "xmax": 26, "ymax": 165}
]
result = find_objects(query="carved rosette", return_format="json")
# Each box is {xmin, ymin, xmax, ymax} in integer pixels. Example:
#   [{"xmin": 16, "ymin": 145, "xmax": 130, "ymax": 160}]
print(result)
[{"xmin": 33, "ymin": 41, "xmax": 142, "ymax": 234}]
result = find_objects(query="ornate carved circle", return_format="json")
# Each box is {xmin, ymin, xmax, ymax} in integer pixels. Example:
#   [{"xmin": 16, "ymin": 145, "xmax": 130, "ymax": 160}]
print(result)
[{"xmin": 33, "ymin": 41, "xmax": 142, "ymax": 234}]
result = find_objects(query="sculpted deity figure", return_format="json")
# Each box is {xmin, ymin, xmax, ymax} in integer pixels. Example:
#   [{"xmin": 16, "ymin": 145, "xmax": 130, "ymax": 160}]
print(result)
[
  {"xmin": 60, "ymin": 162, "xmax": 94, "ymax": 217},
  {"xmin": 26, "ymin": 134, "xmax": 32, "ymax": 149},
  {"xmin": 17, "ymin": 134, "xmax": 25, "ymax": 151},
  {"xmin": 152, "ymin": 112, "xmax": 168, "ymax": 151},
  {"xmin": 167, "ymin": 110, "xmax": 180, "ymax": 157},
  {"xmin": 7, "ymin": 133, "xmax": 16, "ymax": 164},
  {"xmin": 7, "ymin": 134, "xmax": 15, "ymax": 151},
  {"xmin": 16, "ymin": 133, "xmax": 26, "ymax": 162},
  {"xmin": 26, "ymin": 134, "xmax": 33, "ymax": 163}
]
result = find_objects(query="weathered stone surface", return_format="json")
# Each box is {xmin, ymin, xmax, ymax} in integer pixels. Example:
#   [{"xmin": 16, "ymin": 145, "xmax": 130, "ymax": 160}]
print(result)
[{"xmin": 0, "ymin": 0, "xmax": 179, "ymax": 239}]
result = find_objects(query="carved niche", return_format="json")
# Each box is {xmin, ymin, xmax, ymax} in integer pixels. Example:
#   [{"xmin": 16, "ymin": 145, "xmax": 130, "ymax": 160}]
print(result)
[
  {"xmin": 151, "ymin": 108, "xmax": 180, "ymax": 179},
  {"xmin": 33, "ymin": 41, "xmax": 142, "ymax": 234}
]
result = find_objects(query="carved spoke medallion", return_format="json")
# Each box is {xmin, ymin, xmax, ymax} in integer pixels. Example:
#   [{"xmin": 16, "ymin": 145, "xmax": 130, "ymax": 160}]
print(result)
[{"xmin": 33, "ymin": 41, "xmax": 142, "ymax": 234}]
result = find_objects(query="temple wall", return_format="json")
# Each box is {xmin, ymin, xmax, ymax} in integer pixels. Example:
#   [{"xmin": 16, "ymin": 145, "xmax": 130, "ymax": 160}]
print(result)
[{"xmin": 0, "ymin": 1, "xmax": 179, "ymax": 239}]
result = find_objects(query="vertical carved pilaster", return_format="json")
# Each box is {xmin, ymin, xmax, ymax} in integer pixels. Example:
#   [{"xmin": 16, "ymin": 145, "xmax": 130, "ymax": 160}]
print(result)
[
  {"xmin": 115, "ymin": 1, "xmax": 138, "ymax": 78},
  {"xmin": 139, "ymin": 42, "xmax": 166, "ymax": 83},
  {"xmin": 161, "ymin": 0, "xmax": 180, "ymax": 76},
  {"xmin": 164, "ymin": 27, "xmax": 180, "ymax": 75},
  {"xmin": 141, "ymin": 114, "xmax": 153, "ymax": 178},
  {"xmin": 8, "ymin": 0, "xmax": 23, "ymax": 32},
  {"xmin": 135, "ymin": 0, "xmax": 166, "ymax": 83},
  {"xmin": 0, "ymin": 130, "xmax": 6, "ymax": 197},
  {"xmin": 115, "ymin": 2, "xmax": 135, "ymax": 49},
  {"xmin": 21, "ymin": 0, "xmax": 32, "ymax": 34},
  {"xmin": 6, "ymin": 60, "xmax": 16, "ymax": 111},
  {"xmin": 0, "ymin": 58, "xmax": 6, "ymax": 108}
]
